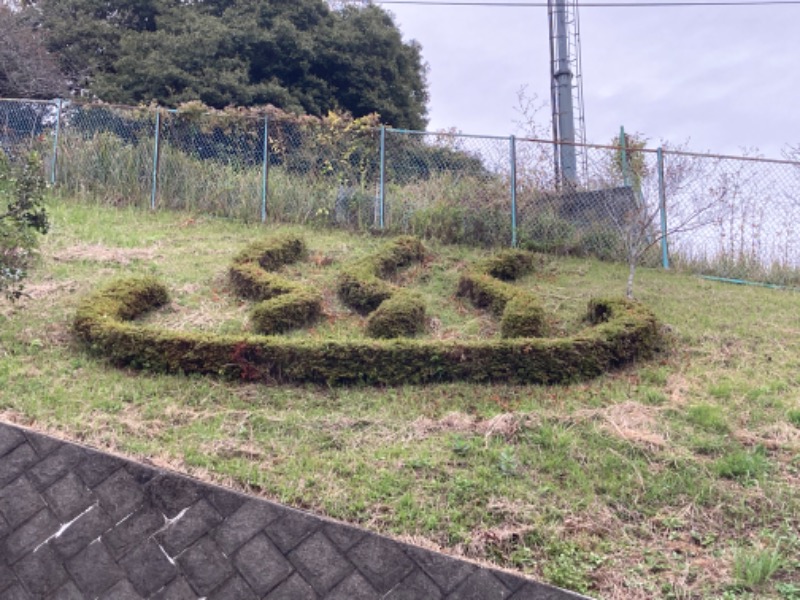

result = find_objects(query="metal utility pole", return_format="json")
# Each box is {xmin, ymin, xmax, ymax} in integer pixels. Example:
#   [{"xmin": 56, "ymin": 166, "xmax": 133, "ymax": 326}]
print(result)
[{"xmin": 548, "ymin": 0, "xmax": 587, "ymax": 188}]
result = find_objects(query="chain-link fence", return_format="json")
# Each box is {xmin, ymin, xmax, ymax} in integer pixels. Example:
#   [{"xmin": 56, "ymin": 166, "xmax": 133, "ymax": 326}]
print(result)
[{"xmin": 3, "ymin": 98, "xmax": 800, "ymax": 284}]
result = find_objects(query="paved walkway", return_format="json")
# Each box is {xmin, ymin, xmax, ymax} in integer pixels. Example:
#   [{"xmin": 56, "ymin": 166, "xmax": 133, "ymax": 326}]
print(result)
[{"xmin": 0, "ymin": 421, "xmax": 587, "ymax": 599}]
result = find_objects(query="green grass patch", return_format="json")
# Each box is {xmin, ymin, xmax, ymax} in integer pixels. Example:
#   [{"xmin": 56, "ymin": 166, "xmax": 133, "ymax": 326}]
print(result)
[{"xmin": 2, "ymin": 199, "xmax": 799, "ymax": 598}]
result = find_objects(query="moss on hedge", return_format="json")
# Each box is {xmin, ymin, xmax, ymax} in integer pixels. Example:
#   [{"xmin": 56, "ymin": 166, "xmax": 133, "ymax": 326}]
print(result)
[
  {"xmin": 73, "ymin": 276, "xmax": 661, "ymax": 386},
  {"xmin": 458, "ymin": 248, "xmax": 546, "ymax": 338},
  {"xmin": 337, "ymin": 236, "xmax": 425, "ymax": 314},
  {"xmin": 365, "ymin": 290, "xmax": 426, "ymax": 339},
  {"xmin": 337, "ymin": 236, "xmax": 427, "ymax": 337},
  {"xmin": 228, "ymin": 235, "xmax": 321, "ymax": 335}
]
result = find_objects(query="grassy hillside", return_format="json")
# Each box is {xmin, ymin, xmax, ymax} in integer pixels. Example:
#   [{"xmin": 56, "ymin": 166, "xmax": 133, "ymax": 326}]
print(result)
[{"xmin": 1, "ymin": 200, "xmax": 799, "ymax": 599}]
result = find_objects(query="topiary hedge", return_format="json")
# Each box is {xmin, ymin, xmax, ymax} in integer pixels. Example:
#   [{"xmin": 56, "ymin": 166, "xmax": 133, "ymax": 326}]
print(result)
[
  {"xmin": 228, "ymin": 235, "xmax": 321, "ymax": 334},
  {"xmin": 338, "ymin": 236, "xmax": 428, "ymax": 338},
  {"xmin": 458, "ymin": 249, "xmax": 546, "ymax": 338},
  {"xmin": 73, "ymin": 276, "xmax": 662, "ymax": 386}
]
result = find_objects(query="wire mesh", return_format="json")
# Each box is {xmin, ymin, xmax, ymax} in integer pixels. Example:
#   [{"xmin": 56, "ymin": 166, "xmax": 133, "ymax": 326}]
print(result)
[
  {"xmin": 384, "ymin": 130, "xmax": 513, "ymax": 246},
  {"xmin": 4, "ymin": 97, "xmax": 800, "ymax": 285},
  {"xmin": 158, "ymin": 111, "xmax": 264, "ymax": 221}
]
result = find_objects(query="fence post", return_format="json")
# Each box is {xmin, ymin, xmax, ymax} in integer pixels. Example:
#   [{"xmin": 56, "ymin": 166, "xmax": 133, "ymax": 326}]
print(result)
[
  {"xmin": 150, "ymin": 110, "xmax": 161, "ymax": 211},
  {"xmin": 657, "ymin": 147, "xmax": 670, "ymax": 269},
  {"xmin": 510, "ymin": 134, "xmax": 518, "ymax": 248},
  {"xmin": 50, "ymin": 98, "xmax": 63, "ymax": 186},
  {"xmin": 378, "ymin": 125, "xmax": 386, "ymax": 230},
  {"xmin": 619, "ymin": 125, "xmax": 630, "ymax": 187},
  {"xmin": 261, "ymin": 114, "xmax": 269, "ymax": 223}
]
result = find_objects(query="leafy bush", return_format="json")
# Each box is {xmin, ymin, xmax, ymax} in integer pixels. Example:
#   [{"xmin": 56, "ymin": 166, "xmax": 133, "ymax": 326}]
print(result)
[{"xmin": 0, "ymin": 150, "xmax": 49, "ymax": 300}]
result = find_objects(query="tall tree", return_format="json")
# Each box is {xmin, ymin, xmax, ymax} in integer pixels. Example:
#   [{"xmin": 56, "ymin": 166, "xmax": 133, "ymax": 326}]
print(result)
[
  {"xmin": 27, "ymin": 0, "xmax": 429, "ymax": 129},
  {"xmin": 0, "ymin": 5, "xmax": 66, "ymax": 98}
]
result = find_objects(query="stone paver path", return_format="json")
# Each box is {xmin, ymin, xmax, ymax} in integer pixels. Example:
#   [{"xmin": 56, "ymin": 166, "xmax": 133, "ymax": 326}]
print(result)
[{"xmin": 0, "ymin": 421, "xmax": 588, "ymax": 599}]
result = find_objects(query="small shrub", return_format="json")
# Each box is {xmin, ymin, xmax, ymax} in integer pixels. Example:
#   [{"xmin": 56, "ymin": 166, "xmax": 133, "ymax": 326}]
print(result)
[
  {"xmin": 229, "ymin": 235, "xmax": 321, "ymax": 334},
  {"xmin": 0, "ymin": 150, "xmax": 49, "ymax": 300},
  {"xmin": 787, "ymin": 409, "xmax": 800, "ymax": 428},
  {"xmin": 365, "ymin": 290, "xmax": 426, "ymax": 339}
]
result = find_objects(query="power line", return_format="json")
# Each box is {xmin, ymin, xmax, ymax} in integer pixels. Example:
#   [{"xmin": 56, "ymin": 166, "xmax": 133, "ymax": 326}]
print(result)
[{"xmin": 374, "ymin": 0, "xmax": 800, "ymax": 7}]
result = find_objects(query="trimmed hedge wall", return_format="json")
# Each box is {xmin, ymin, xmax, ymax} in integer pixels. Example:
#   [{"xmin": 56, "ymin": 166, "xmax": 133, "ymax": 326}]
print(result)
[
  {"xmin": 458, "ymin": 249, "xmax": 546, "ymax": 338},
  {"xmin": 338, "ymin": 236, "xmax": 428, "ymax": 338},
  {"xmin": 228, "ymin": 235, "xmax": 321, "ymax": 334},
  {"xmin": 73, "ymin": 276, "xmax": 662, "ymax": 386}
]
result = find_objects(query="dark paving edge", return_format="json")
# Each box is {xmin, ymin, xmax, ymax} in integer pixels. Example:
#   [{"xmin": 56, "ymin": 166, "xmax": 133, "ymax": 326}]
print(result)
[{"xmin": 0, "ymin": 420, "xmax": 593, "ymax": 599}]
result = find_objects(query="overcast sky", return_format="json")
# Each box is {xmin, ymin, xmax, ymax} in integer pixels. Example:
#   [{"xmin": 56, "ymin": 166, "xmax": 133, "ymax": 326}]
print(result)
[{"xmin": 377, "ymin": 0, "xmax": 799, "ymax": 158}]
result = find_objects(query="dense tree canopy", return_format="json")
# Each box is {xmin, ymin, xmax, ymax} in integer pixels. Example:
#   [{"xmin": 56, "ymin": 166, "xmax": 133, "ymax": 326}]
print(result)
[
  {"xmin": 24, "ymin": 0, "xmax": 429, "ymax": 129},
  {"xmin": 0, "ymin": 6, "xmax": 66, "ymax": 99}
]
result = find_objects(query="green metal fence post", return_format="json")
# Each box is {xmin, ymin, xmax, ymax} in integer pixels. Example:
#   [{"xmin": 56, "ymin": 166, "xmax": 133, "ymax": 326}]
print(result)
[
  {"xmin": 657, "ymin": 147, "xmax": 670, "ymax": 269},
  {"xmin": 379, "ymin": 125, "xmax": 386, "ymax": 229},
  {"xmin": 619, "ymin": 125, "xmax": 630, "ymax": 188},
  {"xmin": 150, "ymin": 110, "xmax": 161, "ymax": 211},
  {"xmin": 510, "ymin": 134, "xmax": 518, "ymax": 248},
  {"xmin": 50, "ymin": 98, "xmax": 62, "ymax": 186},
  {"xmin": 261, "ymin": 114, "xmax": 269, "ymax": 223}
]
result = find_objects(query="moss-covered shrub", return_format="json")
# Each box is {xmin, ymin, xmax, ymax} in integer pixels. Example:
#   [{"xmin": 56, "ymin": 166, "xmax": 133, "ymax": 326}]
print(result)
[
  {"xmin": 500, "ymin": 294, "xmax": 547, "ymax": 339},
  {"xmin": 365, "ymin": 290, "xmax": 426, "ymax": 339},
  {"xmin": 72, "ymin": 276, "xmax": 661, "ymax": 385},
  {"xmin": 228, "ymin": 235, "xmax": 321, "ymax": 334},
  {"xmin": 338, "ymin": 236, "xmax": 427, "ymax": 337},
  {"xmin": 458, "ymin": 248, "xmax": 546, "ymax": 338},
  {"xmin": 337, "ymin": 235, "xmax": 426, "ymax": 313}
]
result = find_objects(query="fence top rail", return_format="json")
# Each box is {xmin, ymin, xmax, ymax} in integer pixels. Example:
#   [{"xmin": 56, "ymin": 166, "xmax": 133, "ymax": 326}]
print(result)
[
  {"xmin": 386, "ymin": 127, "xmax": 511, "ymax": 142},
  {"xmin": 2, "ymin": 97, "xmax": 798, "ymax": 166}
]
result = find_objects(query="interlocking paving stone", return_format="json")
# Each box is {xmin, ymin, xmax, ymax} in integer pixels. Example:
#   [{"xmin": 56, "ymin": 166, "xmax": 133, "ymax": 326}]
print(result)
[
  {"xmin": 0, "ymin": 443, "xmax": 39, "ymax": 488},
  {"xmin": 23, "ymin": 430, "xmax": 62, "ymax": 458},
  {"xmin": 233, "ymin": 532, "xmax": 294, "ymax": 596},
  {"xmin": 94, "ymin": 468, "xmax": 147, "ymax": 523},
  {"xmin": 326, "ymin": 571, "xmax": 381, "ymax": 600},
  {"xmin": 447, "ymin": 569, "xmax": 513, "ymax": 600},
  {"xmin": 0, "ymin": 475, "xmax": 45, "ymax": 529},
  {"xmin": 65, "ymin": 539, "xmax": 125, "ymax": 597},
  {"xmin": 3, "ymin": 508, "xmax": 60, "ymax": 565},
  {"xmin": 104, "ymin": 504, "xmax": 166, "ymax": 560},
  {"xmin": 348, "ymin": 533, "xmax": 415, "ymax": 594},
  {"xmin": 384, "ymin": 569, "xmax": 443, "ymax": 600},
  {"xmin": 288, "ymin": 531, "xmax": 352, "ymax": 595},
  {"xmin": 51, "ymin": 580, "xmax": 84, "ymax": 600},
  {"xmin": 0, "ymin": 426, "xmax": 24, "ymax": 458},
  {"xmin": 27, "ymin": 444, "xmax": 86, "ymax": 491},
  {"xmin": 73, "ymin": 453, "xmax": 124, "ymax": 488},
  {"xmin": 405, "ymin": 544, "xmax": 477, "ymax": 593},
  {"xmin": 51, "ymin": 504, "xmax": 113, "ymax": 559},
  {"xmin": 157, "ymin": 498, "xmax": 223, "ymax": 556},
  {"xmin": 207, "ymin": 575, "xmax": 259, "ymax": 600},
  {"xmin": 214, "ymin": 499, "xmax": 279, "ymax": 555},
  {"xmin": 206, "ymin": 486, "xmax": 246, "ymax": 518},
  {"xmin": 510, "ymin": 582, "xmax": 579, "ymax": 600},
  {"xmin": 324, "ymin": 522, "xmax": 366, "ymax": 553},
  {"xmin": 98, "ymin": 578, "xmax": 146, "ymax": 600},
  {"xmin": 0, "ymin": 562, "xmax": 16, "ymax": 593},
  {"xmin": 43, "ymin": 472, "xmax": 95, "ymax": 522},
  {"xmin": 147, "ymin": 473, "xmax": 205, "ymax": 519},
  {"xmin": 150, "ymin": 576, "xmax": 197, "ymax": 600},
  {"xmin": 2, "ymin": 582, "xmax": 32, "ymax": 600},
  {"xmin": 177, "ymin": 536, "xmax": 235, "ymax": 596},
  {"xmin": 0, "ymin": 420, "xmax": 588, "ymax": 600},
  {"xmin": 119, "ymin": 539, "xmax": 178, "ymax": 596},
  {"xmin": 263, "ymin": 572, "xmax": 317, "ymax": 599},
  {"xmin": 266, "ymin": 506, "xmax": 320, "ymax": 553},
  {"xmin": 13, "ymin": 544, "xmax": 69, "ymax": 596}
]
